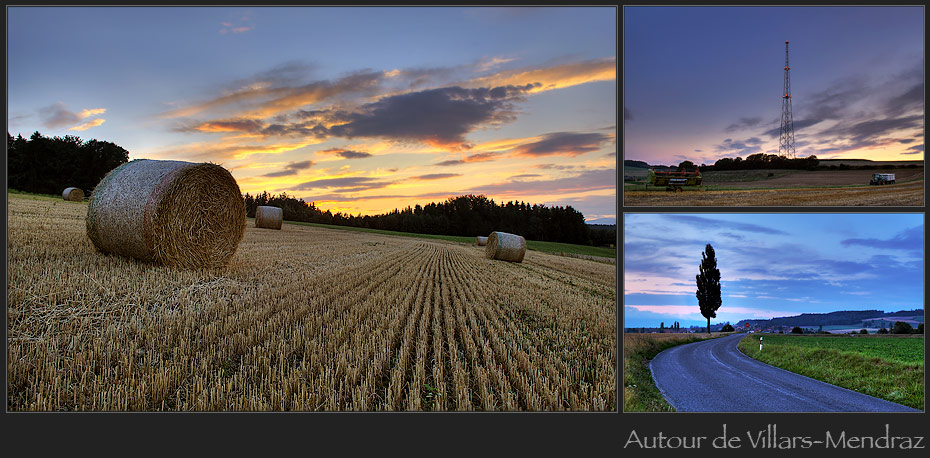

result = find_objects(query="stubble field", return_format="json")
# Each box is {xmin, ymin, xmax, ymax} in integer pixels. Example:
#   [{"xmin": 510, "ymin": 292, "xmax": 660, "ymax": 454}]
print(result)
[
  {"xmin": 624, "ymin": 179, "xmax": 923, "ymax": 206},
  {"xmin": 7, "ymin": 194, "xmax": 616, "ymax": 411}
]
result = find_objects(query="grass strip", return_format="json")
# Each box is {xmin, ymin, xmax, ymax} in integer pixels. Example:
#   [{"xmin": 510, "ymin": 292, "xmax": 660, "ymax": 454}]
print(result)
[{"xmin": 737, "ymin": 334, "xmax": 924, "ymax": 409}]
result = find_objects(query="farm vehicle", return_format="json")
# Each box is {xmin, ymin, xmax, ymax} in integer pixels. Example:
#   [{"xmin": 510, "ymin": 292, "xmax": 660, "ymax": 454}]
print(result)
[
  {"xmin": 869, "ymin": 173, "xmax": 895, "ymax": 185},
  {"xmin": 647, "ymin": 166, "xmax": 703, "ymax": 192}
]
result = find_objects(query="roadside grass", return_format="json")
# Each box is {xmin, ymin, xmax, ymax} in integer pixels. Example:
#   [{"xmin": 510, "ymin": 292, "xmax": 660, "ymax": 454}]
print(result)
[
  {"xmin": 737, "ymin": 334, "xmax": 924, "ymax": 409},
  {"xmin": 623, "ymin": 332, "xmax": 731, "ymax": 412},
  {"xmin": 287, "ymin": 220, "xmax": 617, "ymax": 259}
]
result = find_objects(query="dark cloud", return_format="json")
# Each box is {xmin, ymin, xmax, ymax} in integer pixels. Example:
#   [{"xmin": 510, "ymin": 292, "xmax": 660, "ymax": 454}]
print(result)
[
  {"xmin": 725, "ymin": 117, "xmax": 762, "ymax": 133},
  {"xmin": 902, "ymin": 143, "xmax": 924, "ymax": 155},
  {"xmin": 535, "ymin": 164, "xmax": 577, "ymax": 170},
  {"xmin": 227, "ymin": 61, "xmax": 316, "ymax": 90},
  {"xmin": 410, "ymin": 173, "xmax": 461, "ymax": 181},
  {"xmin": 196, "ymin": 118, "xmax": 265, "ymax": 133},
  {"xmin": 664, "ymin": 215, "xmax": 789, "ymax": 235},
  {"xmin": 761, "ymin": 118, "xmax": 824, "ymax": 138},
  {"xmin": 319, "ymin": 148, "xmax": 372, "ymax": 159},
  {"xmin": 326, "ymin": 84, "xmax": 539, "ymax": 147},
  {"xmin": 508, "ymin": 174, "xmax": 542, "ymax": 180},
  {"xmin": 803, "ymin": 76, "xmax": 869, "ymax": 123},
  {"xmin": 465, "ymin": 168, "xmax": 615, "ymax": 195},
  {"xmin": 38, "ymin": 102, "xmax": 93, "ymax": 129},
  {"xmin": 393, "ymin": 67, "xmax": 457, "ymax": 90},
  {"xmin": 262, "ymin": 160, "xmax": 315, "ymax": 177},
  {"xmin": 898, "ymin": 139, "xmax": 915, "ymax": 144},
  {"xmin": 714, "ymin": 137, "xmax": 764, "ymax": 156},
  {"xmin": 624, "ymin": 107, "xmax": 633, "ymax": 121},
  {"xmin": 818, "ymin": 115, "xmax": 923, "ymax": 147},
  {"xmin": 840, "ymin": 225, "xmax": 923, "ymax": 251},
  {"xmin": 512, "ymin": 132, "xmax": 611, "ymax": 157},
  {"xmin": 292, "ymin": 176, "xmax": 395, "ymax": 192},
  {"xmin": 434, "ymin": 151, "xmax": 500, "ymax": 166},
  {"xmin": 884, "ymin": 82, "xmax": 924, "ymax": 117}
]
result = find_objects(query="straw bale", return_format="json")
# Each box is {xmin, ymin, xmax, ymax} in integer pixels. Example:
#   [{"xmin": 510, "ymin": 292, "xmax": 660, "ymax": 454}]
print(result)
[
  {"xmin": 485, "ymin": 231, "xmax": 526, "ymax": 263},
  {"xmin": 476, "ymin": 236, "xmax": 488, "ymax": 246},
  {"xmin": 62, "ymin": 187, "xmax": 84, "ymax": 201},
  {"xmin": 85, "ymin": 159, "xmax": 246, "ymax": 268},
  {"xmin": 255, "ymin": 206, "xmax": 283, "ymax": 230}
]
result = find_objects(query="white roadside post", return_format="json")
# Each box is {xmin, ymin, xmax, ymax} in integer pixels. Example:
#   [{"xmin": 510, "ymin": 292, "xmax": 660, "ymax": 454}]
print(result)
[{"xmin": 760, "ymin": 336, "xmax": 763, "ymax": 351}]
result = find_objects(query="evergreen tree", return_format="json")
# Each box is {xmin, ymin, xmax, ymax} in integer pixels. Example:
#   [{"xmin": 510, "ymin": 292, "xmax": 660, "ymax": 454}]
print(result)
[{"xmin": 696, "ymin": 244, "xmax": 722, "ymax": 334}]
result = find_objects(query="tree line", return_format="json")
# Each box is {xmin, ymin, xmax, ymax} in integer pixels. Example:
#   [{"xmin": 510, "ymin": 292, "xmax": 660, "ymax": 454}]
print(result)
[
  {"xmin": 7, "ymin": 131, "xmax": 129, "ymax": 196},
  {"xmin": 244, "ymin": 192, "xmax": 614, "ymax": 246}
]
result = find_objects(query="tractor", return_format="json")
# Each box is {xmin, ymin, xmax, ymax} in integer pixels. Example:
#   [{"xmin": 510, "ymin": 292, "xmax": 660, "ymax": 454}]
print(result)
[
  {"xmin": 647, "ymin": 166, "xmax": 703, "ymax": 192},
  {"xmin": 869, "ymin": 173, "xmax": 895, "ymax": 185}
]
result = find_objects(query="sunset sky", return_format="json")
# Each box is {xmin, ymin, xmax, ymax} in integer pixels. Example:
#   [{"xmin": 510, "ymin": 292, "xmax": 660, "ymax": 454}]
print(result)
[
  {"xmin": 624, "ymin": 213, "xmax": 924, "ymax": 328},
  {"xmin": 8, "ymin": 6, "xmax": 617, "ymax": 223},
  {"xmin": 624, "ymin": 6, "xmax": 924, "ymax": 166}
]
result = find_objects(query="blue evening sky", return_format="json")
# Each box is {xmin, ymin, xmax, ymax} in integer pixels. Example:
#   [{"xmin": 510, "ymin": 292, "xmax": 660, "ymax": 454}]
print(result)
[
  {"xmin": 624, "ymin": 6, "xmax": 923, "ymax": 166},
  {"xmin": 624, "ymin": 213, "xmax": 924, "ymax": 328}
]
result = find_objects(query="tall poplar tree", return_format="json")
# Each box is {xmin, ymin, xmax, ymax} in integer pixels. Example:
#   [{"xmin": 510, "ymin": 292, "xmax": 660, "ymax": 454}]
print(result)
[{"xmin": 696, "ymin": 244, "xmax": 722, "ymax": 335}]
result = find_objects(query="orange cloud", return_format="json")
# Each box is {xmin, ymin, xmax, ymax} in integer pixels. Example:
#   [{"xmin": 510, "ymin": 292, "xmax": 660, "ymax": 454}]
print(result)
[
  {"xmin": 77, "ymin": 108, "xmax": 106, "ymax": 118},
  {"xmin": 67, "ymin": 118, "xmax": 105, "ymax": 131},
  {"xmin": 465, "ymin": 57, "xmax": 616, "ymax": 93}
]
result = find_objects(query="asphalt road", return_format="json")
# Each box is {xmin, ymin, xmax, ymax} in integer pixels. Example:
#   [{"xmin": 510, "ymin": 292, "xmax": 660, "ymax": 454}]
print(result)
[{"xmin": 649, "ymin": 334, "xmax": 920, "ymax": 412}]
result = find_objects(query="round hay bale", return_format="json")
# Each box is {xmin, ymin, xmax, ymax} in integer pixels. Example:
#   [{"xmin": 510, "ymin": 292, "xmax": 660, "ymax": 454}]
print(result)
[
  {"xmin": 85, "ymin": 159, "xmax": 246, "ymax": 268},
  {"xmin": 255, "ymin": 205, "xmax": 283, "ymax": 230},
  {"xmin": 485, "ymin": 231, "xmax": 526, "ymax": 263},
  {"xmin": 476, "ymin": 236, "xmax": 488, "ymax": 246},
  {"xmin": 62, "ymin": 187, "xmax": 84, "ymax": 201}
]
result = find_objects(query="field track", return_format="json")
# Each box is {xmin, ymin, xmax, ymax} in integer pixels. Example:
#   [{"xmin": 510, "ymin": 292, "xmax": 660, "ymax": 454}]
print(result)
[
  {"xmin": 7, "ymin": 194, "xmax": 616, "ymax": 411},
  {"xmin": 625, "ymin": 179, "xmax": 923, "ymax": 206}
]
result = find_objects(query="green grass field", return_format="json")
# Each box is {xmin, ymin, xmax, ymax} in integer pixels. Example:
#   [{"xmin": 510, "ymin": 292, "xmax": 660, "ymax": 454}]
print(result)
[{"xmin": 738, "ymin": 334, "xmax": 924, "ymax": 409}]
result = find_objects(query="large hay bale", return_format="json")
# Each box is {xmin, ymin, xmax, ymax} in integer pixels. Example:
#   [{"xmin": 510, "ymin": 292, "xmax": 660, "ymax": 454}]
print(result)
[
  {"xmin": 62, "ymin": 187, "xmax": 84, "ymax": 201},
  {"xmin": 485, "ymin": 231, "xmax": 526, "ymax": 263},
  {"xmin": 255, "ymin": 205, "xmax": 283, "ymax": 230},
  {"xmin": 86, "ymin": 159, "xmax": 246, "ymax": 268},
  {"xmin": 476, "ymin": 236, "xmax": 488, "ymax": 246}
]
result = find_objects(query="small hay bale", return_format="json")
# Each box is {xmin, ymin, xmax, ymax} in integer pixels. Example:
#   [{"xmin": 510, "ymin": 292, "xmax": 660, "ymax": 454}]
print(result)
[
  {"xmin": 485, "ymin": 231, "xmax": 526, "ymax": 263},
  {"xmin": 476, "ymin": 236, "xmax": 488, "ymax": 246},
  {"xmin": 62, "ymin": 187, "xmax": 84, "ymax": 201},
  {"xmin": 255, "ymin": 205, "xmax": 283, "ymax": 230},
  {"xmin": 86, "ymin": 159, "xmax": 246, "ymax": 268}
]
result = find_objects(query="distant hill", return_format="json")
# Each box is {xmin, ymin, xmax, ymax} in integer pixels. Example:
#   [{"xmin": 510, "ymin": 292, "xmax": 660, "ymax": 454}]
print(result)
[
  {"xmin": 737, "ymin": 309, "xmax": 924, "ymax": 328},
  {"xmin": 624, "ymin": 159, "xmax": 650, "ymax": 168}
]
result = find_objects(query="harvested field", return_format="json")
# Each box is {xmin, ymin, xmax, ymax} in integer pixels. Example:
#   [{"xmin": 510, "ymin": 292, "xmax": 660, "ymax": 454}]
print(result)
[
  {"xmin": 703, "ymin": 168, "xmax": 924, "ymax": 188},
  {"xmin": 7, "ymin": 193, "xmax": 615, "ymax": 411},
  {"xmin": 625, "ymin": 179, "xmax": 923, "ymax": 206}
]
